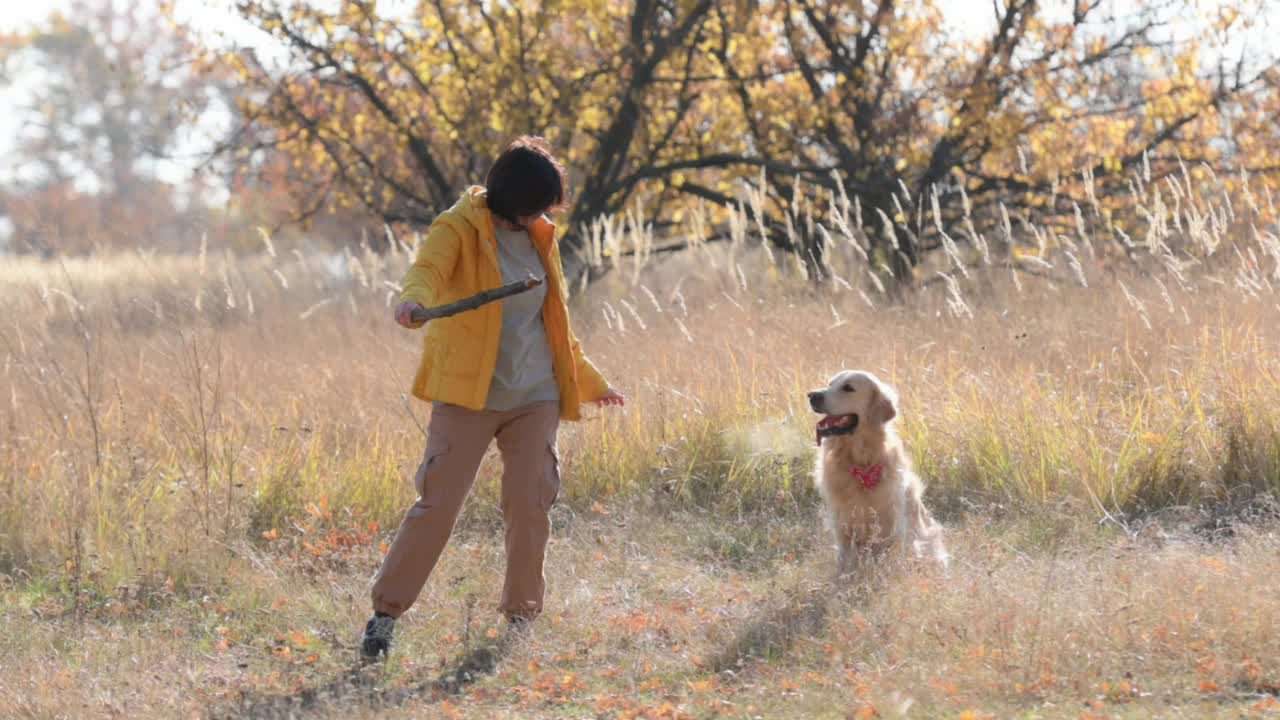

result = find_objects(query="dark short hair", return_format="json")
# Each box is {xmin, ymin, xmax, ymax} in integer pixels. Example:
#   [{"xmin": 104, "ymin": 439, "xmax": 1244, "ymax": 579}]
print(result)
[{"xmin": 485, "ymin": 136, "xmax": 567, "ymax": 224}]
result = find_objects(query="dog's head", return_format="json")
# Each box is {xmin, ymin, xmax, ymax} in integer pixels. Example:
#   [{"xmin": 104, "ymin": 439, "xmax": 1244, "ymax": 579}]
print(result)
[{"xmin": 807, "ymin": 370, "xmax": 898, "ymax": 444}]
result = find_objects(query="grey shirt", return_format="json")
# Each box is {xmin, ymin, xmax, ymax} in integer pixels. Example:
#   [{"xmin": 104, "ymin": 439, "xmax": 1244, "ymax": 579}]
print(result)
[{"xmin": 484, "ymin": 226, "xmax": 559, "ymax": 411}]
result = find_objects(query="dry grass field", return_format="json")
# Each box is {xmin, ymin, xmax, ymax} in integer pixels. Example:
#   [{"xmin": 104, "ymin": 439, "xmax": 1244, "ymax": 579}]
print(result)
[{"xmin": 2, "ymin": 176, "xmax": 1279, "ymax": 718}]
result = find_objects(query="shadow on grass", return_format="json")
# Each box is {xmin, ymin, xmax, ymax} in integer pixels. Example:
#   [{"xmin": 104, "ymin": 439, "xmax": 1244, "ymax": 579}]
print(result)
[
  {"xmin": 708, "ymin": 580, "xmax": 841, "ymax": 674},
  {"xmin": 707, "ymin": 562, "xmax": 889, "ymax": 677},
  {"xmin": 213, "ymin": 571, "xmax": 871, "ymax": 716},
  {"xmin": 209, "ymin": 630, "xmax": 523, "ymax": 719}
]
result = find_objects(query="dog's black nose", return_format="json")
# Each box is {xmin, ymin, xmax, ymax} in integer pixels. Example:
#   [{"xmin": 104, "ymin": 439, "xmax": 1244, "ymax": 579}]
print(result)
[{"xmin": 807, "ymin": 391, "xmax": 824, "ymax": 412}]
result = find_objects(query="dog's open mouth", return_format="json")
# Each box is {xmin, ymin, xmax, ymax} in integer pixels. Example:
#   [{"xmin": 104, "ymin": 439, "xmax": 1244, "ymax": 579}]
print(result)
[{"xmin": 816, "ymin": 414, "xmax": 858, "ymax": 445}]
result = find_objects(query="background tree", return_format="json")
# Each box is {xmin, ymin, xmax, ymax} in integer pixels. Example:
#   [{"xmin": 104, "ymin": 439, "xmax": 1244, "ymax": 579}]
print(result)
[
  {"xmin": 222, "ymin": 0, "xmax": 762, "ymax": 277},
  {"xmin": 0, "ymin": 0, "xmax": 222, "ymax": 254},
  {"xmin": 217, "ymin": 0, "xmax": 1279, "ymax": 287},
  {"xmin": 712, "ymin": 0, "xmax": 1280, "ymax": 284}
]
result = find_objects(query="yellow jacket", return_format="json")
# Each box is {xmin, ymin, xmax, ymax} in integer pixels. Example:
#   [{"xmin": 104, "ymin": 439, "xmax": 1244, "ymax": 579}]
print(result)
[{"xmin": 399, "ymin": 186, "xmax": 610, "ymax": 420}]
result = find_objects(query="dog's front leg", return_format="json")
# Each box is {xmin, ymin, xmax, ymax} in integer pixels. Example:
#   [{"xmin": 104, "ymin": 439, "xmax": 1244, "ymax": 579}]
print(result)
[{"xmin": 834, "ymin": 523, "xmax": 856, "ymax": 578}]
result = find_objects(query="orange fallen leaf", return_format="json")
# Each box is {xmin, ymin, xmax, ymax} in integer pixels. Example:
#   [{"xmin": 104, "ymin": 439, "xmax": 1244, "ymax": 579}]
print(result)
[{"xmin": 687, "ymin": 678, "xmax": 715, "ymax": 692}]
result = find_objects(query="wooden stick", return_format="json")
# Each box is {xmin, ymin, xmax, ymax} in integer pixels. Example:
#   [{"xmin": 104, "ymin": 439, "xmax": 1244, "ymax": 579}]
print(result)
[{"xmin": 409, "ymin": 276, "xmax": 543, "ymax": 324}]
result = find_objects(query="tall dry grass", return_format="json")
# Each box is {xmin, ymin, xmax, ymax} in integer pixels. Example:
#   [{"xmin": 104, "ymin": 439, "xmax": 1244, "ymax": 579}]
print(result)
[
  {"xmin": 1, "ymin": 163, "xmax": 1279, "ymax": 717},
  {"xmin": 3, "ymin": 166, "xmax": 1277, "ymax": 586}
]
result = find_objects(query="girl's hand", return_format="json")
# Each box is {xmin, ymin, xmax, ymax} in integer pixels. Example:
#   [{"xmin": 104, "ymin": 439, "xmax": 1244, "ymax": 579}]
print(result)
[
  {"xmin": 594, "ymin": 388, "xmax": 626, "ymax": 407},
  {"xmin": 395, "ymin": 301, "xmax": 425, "ymax": 328}
]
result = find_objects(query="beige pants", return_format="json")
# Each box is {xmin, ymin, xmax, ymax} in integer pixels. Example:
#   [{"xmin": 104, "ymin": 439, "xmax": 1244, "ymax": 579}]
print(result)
[{"xmin": 370, "ymin": 400, "xmax": 560, "ymax": 620}]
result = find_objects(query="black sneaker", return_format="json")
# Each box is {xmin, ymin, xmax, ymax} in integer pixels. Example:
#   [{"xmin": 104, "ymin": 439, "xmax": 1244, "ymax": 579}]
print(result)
[
  {"xmin": 505, "ymin": 615, "xmax": 534, "ymax": 637},
  {"xmin": 360, "ymin": 613, "xmax": 395, "ymax": 662}
]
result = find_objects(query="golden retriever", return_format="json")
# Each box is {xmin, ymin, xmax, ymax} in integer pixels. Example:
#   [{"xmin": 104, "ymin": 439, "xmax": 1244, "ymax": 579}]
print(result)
[{"xmin": 808, "ymin": 370, "xmax": 948, "ymax": 575}]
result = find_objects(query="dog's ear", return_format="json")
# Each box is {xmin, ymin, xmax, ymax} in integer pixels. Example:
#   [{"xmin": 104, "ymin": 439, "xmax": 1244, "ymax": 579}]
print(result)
[{"xmin": 870, "ymin": 378, "xmax": 898, "ymax": 424}]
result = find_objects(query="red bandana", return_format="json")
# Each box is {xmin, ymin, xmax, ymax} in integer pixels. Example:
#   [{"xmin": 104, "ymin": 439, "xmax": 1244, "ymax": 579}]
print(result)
[{"xmin": 850, "ymin": 464, "xmax": 884, "ymax": 490}]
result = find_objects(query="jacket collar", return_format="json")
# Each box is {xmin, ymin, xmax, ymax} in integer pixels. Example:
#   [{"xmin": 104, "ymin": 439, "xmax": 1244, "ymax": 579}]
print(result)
[
  {"xmin": 458, "ymin": 186, "xmax": 562, "ymax": 307},
  {"xmin": 459, "ymin": 185, "xmax": 558, "ymax": 258}
]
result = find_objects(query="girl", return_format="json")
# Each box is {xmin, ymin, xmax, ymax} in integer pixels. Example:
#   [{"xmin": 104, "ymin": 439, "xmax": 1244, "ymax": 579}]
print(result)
[{"xmin": 361, "ymin": 137, "xmax": 624, "ymax": 661}]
